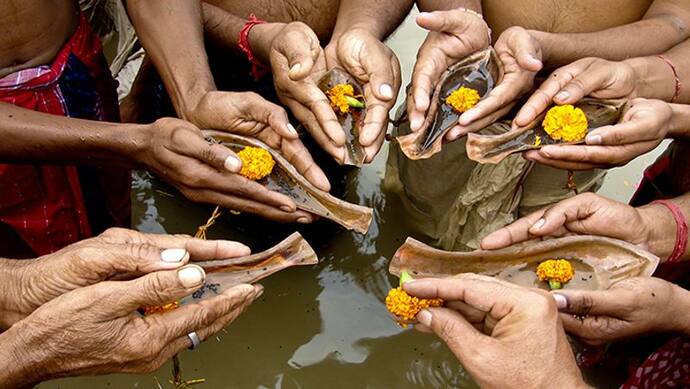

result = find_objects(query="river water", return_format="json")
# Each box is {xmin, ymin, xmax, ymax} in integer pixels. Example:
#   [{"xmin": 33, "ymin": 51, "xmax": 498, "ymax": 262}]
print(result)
[{"xmin": 40, "ymin": 10, "xmax": 666, "ymax": 389}]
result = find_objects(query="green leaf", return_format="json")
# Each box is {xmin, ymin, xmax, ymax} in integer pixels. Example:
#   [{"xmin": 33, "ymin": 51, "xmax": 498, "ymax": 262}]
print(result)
[
  {"xmin": 399, "ymin": 270, "xmax": 414, "ymax": 286},
  {"xmin": 548, "ymin": 280, "xmax": 563, "ymax": 290},
  {"xmin": 344, "ymin": 95, "xmax": 365, "ymax": 108}
]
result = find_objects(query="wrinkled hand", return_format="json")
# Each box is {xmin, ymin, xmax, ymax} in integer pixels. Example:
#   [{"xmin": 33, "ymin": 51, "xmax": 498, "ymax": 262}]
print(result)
[
  {"xmin": 135, "ymin": 117, "xmax": 316, "ymax": 223},
  {"xmin": 408, "ymin": 10, "xmax": 491, "ymax": 136},
  {"xmin": 514, "ymin": 57, "xmax": 638, "ymax": 127},
  {"xmin": 0, "ymin": 227, "xmax": 250, "ymax": 329},
  {"xmin": 481, "ymin": 193, "xmax": 650, "ymax": 250},
  {"xmin": 2, "ymin": 265, "xmax": 261, "ymax": 387},
  {"xmin": 523, "ymin": 98, "xmax": 672, "ymax": 170},
  {"xmin": 448, "ymin": 26, "xmax": 543, "ymax": 140},
  {"xmin": 265, "ymin": 22, "xmax": 347, "ymax": 164},
  {"xmin": 404, "ymin": 274, "xmax": 586, "ymax": 389},
  {"xmin": 325, "ymin": 28, "xmax": 401, "ymax": 162},
  {"xmin": 553, "ymin": 277, "xmax": 687, "ymax": 345}
]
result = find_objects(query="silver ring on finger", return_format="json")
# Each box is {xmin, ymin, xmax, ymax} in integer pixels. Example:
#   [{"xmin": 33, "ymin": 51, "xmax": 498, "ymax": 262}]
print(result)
[{"xmin": 187, "ymin": 331, "xmax": 201, "ymax": 350}]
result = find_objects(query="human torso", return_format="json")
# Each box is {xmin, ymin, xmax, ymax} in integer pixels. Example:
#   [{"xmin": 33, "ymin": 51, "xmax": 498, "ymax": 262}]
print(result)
[
  {"xmin": 0, "ymin": 0, "xmax": 79, "ymax": 78},
  {"xmin": 483, "ymin": 0, "xmax": 654, "ymax": 35}
]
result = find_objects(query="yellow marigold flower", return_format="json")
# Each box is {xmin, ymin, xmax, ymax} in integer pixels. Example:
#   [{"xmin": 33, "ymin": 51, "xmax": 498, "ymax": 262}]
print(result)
[
  {"xmin": 237, "ymin": 146, "xmax": 275, "ymax": 181},
  {"xmin": 536, "ymin": 259, "xmax": 574, "ymax": 290},
  {"xmin": 445, "ymin": 86, "xmax": 480, "ymax": 113},
  {"xmin": 542, "ymin": 105, "xmax": 588, "ymax": 142},
  {"xmin": 327, "ymin": 83, "xmax": 364, "ymax": 114},
  {"xmin": 534, "ymin": 135, "xmax": 542, "ymax": 147},
  {"xmin": 142, "ymin": 301, "xmax": 180, "ymax": 315},
  {"xmin": 385, "ymin": 287, "xmax": 443, "ymax": 322}
]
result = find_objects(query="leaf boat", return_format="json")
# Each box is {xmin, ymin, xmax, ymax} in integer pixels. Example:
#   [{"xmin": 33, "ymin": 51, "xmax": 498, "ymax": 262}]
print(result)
[
  {"xmin": 395, "ymin": 48, "xmax": 504, "ymax": 160},
  {"xmin": 183, "ymin": 232, "xmax": 318, "ymax": 302},
  {"xmin": 317, "ymin": 67, "xmax": 367, "ymax": 166},
  {"xmin": 466, "ymin": 99, "xmax": 628, "ymax": 164},
  {"xmin": 389, "ymin": 235, "xmax": 659, "ymax": 291},
  {"xmin": 204, "ymin": 130, "xmax": 373, "ymax": 234}
]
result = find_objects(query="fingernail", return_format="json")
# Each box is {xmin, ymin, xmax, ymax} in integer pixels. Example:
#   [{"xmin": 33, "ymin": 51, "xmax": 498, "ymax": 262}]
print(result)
[
  {"xmin": 280, "ymin": 205, "xmax": 293, "ymax": 213},
  {"xmin": 410, "ymin": 116, "xmax": 423, "ymax": 131},
  {"xmin": 555, "ymin": 91, "xmax": 570, "ymax": 101},
  {"xmin": 224, "ymin": 155, "xmax": 241, "ymax": 173},
  {"xmin": 553, "ymin": 293, "xmax": 568, "ymax": 309},
  {"xmin": 533, "ymin": 218, "xmax": 545, "ymax": 230},
  {"xmin": 161, "ymin": 248, "xmax": 187, "ymax": 263},
  {"xmin": 447, "ymin": 128, "xmax": 460, "ymax": 140},
  {"xmin": 586, "ymin": 134, "xmax": 602, "ymax": 145},
  {"xmin": 379, "ymin": 84, "xmax": 394, "ymax": 99},
  {"xmin": 297, "ymin": 217, "xmax": 310, "ymax": 224},
  {"xmin": 287, "ymin": 123, "xmax": 298, "ymax": 136},
  {"xmin": 417, "ymin": 309, "xmax": 433, "ymax": 327},
  {"xmin": 540, "ymin": 147, "xmax": 553, "ymax": 158},
  {"xmin": 290, "ymin": 63, "xmax": 301, "ymax": 73},
  {"xmin": 178, "ymin": 266, "xmax": 205, "ymax": 287}
]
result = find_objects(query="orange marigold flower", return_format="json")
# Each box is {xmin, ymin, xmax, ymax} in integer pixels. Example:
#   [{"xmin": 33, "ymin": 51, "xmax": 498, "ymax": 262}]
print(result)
[
  {"xmin": 534, "ymin": 135, "xmax": 542, "ymax": 147},
  {"xmin": 445, "ymin": 86, "xmax": 480, "ymax": 113},
  {"xmin": 542, "ymin": 105, "xmax": 588, "ymax": 142},
  {"xmin": 536, "ymin": 259, "xmax": 574, "ymax": 290},
  {"xmin": 327, "ymin": 83, "xmax": 364, "ymax": 114},
  {"xmin": 142, "ymin": 301, "xmax": 180, "ymax": 315},
  {"xmin": 237, "ymin": 146, "xmax": 275, "ymax": 181},
  {"xmin": 385, "ymin": 287, "xmax": 443, "ymax": 322}
]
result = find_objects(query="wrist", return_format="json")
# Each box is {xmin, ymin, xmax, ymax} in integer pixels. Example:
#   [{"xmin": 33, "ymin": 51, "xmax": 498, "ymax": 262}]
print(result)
[
  {"xmin": 667, "ymin": 103, "xmax": 690, "ymax": 138},
  {"xmin": 638, "ymin": 203, "xmax": 679, "ymax": 261},
  {"xmin": 527, "ymin": 30, "xmax": 552, "ymax": 64},
  {"xmin": 248, "ymin": 22, "xmax": 286, "ymax": 65},
  {"xmin": 670, "ymin": 284, "xmax": 690, "ymax": 335},
  {"xmin": 0, "ymin": 259, "xmax": 32, "ymax": 329},
  {"xmin": 0, "ymin": 322, "xmax": 49, "ymax": 387}
]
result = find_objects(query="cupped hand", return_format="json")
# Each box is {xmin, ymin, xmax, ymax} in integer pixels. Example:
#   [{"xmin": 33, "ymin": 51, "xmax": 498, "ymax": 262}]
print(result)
[
  {"xmin": 190, "ymin": 91, "xmax": 330, "ymax": 190},
  {"xmin": 447, "ymin": 26, "xmax": 543, "ymax": 140},
  {"xmin": 0, "ymin": 228, "xmax": 250, "ymax": 329},
  {"xmin": 3, "ymin": 265, "xmax": 261, "ymax": 386},
  {"xmin": 404, "ymin": 274, "xmax": 587, "ymax": 389},
  {"xmin": 325, "ymin": 28, "xmax": 401, "ymax": 162},
  {"xmin": 135, "ymin": 117, "xmax": 316, "ymax": 223},
  {"xmin": 480, "ymin": 193, "xmax": 650, "ymax": 250},
  {"xmin": 514, "ymin": 57, "xmax": 638, "ymax": 128},
  {"xmin": 408, "ymin": 10, "xmax": 491, "ymax": 135},
  {"xmin": 523, "ymin": 98, "xmax": 672, "ymax": 170},
  {"xmin": 553, "ymin": 277, "xmax": 687, "ymax": 345}
]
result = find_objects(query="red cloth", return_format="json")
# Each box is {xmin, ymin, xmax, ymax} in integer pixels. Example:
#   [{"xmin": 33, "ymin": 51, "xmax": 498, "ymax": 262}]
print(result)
[
  {"xmin": 621, "ymin": 337, "xmax": 690, "ymax": 389},
  {"xmin": 0, "ymin": 15, "xmax": 130, "ymax": 257}
]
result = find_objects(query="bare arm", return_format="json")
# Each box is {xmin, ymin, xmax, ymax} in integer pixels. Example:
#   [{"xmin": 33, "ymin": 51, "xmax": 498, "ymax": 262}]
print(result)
[
  {"xmin": 535, "ymin": 0, "xmax": 690, "ymax": 68},
  {"xmin": 330, "ymin": 0, "xmax": 414, "ymax": 41},
  {"xmin": 628, "ymin": 38, "xmax": 690, "ymax": 103}
]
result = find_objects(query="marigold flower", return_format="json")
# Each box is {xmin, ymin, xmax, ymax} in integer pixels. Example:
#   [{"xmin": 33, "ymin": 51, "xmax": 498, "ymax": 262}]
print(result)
[
  {"xmin": 237, "ymin": 146, "xmax": 275, "ymax": 181},
  {"xmin": 534, "ymin": 135, "xmax": 542, "ymax": 147},
  {"xmin": 142, "ymin": 301, "xmax": 180, "ymax": 315},
  {"xmin": 542, "ymin": 105, "xmax": 588, "ymax": 142},
  {"xmin": 536, "ymin": 259, "xmax": 574, "ymax": 290},
  {"xmin": 385, "ymin": 271, "xmax": 443, "ymax": 323},
  {"xmin": 327, "ymin": 83, "xmax": 364, "ymax": 114},
  {"xmin": 445, "ymin": 86, "xmax": 480, "ymax": 113}
]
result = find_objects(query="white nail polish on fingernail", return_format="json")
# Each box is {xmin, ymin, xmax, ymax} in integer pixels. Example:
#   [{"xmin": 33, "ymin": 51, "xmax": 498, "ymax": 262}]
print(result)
[
  {"xmin": 417, "ymin": 309, "xmax": 433, "ymax": 327},
  {"xmin": 178, "ymin": 266, "xmax": 205, "ymax": 287},
  {"xmin": 297, "ymin": 217, "xmax": 310, "ymax": 224},
  {"xmin": 410, "ymin": 116, "xmax": 423, "ymax": 131},
  {"xmin": 161, "ymin": 248, "xmax": 187, "ymax": 263},
  {"xmin": 280, "ymin": 205, "xmax": 293, "ymax": 213},
  {"xmin": 290, "ymin": 63, "xmax": 301, "ymax": 73},
  {"xmin": 287, "ymin": 123, "xmax": 298, "ymax": 136},
  {"xmin": 553, "ymin": 293, "xmax": 568, "ymax": 309},
  {"xmin": 556, "ymin": 91, "xmax": 570, "ymax": 101},
  {"xmin": 533, "ymin": 218, "xmax": 545, "ymax": 229},
  {"xmin": 224, "ymin": 155, "xmax": 241, "ymax": 172},
  {"xmin": 586, "ymin": 134, "xmax": 602, "ymax": 145},
  {"xmin": 380, "ymin": 84, "xmax": 394, "ymax": 99}
]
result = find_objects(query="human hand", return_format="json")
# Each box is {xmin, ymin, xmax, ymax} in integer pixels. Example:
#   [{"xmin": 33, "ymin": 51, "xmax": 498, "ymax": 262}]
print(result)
[
  {"xmin": 447, "ymin": 26, "xmax": 543, "ymax": 140},
  {"xmin": 134, "ymin": 117, "xmax": 317, "ymax": 223},
  {"xmin": 553, "ymin": 277, "xmax": 689, "ymax": 345},
  {"xmin": 408, "ymin": 10, "xmax": 491, "ymax": 135},
  {"xmin": 0, "ymin": 228, "xmax": 250, "ymax": 329},
  {"xmin": 514, "ymin": 57, "xmax": 638, "ymax": 128},
  {"xmin": 404, "ymin": 274, "xmax": 587, "ymax": 389},
  {"xmin": 0, "ymin": 265, "xmax": 262, "ymax": 387},
  {"xmin": 325, "ymin": 28, "xmax": 401, "ymax": 162},
  {"xmin": 480, "ymin": 193, "xmax": 651, "ymax": 250},
  {"xmin": 523, "ymin": 98, "xmax": 672, "ymax": 170}
]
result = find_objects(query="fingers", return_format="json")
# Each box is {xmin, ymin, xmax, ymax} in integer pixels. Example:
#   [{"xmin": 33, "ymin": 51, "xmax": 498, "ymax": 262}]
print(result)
[
  {"xmin": 109, "ymin": 265, "xmax": 207, "ymax": 315},
  {"xmin": 277, "ymin": 23, "xmax": 320, "ymax": 81},
  {"xmin": 416, "ymin": 11, "xmax": 456, "ymax": 32},
  {"xmin": 479, "ymin": 210, "xmax": 547, "ymax": 250},
  {"xmin": 286, "ymin": 102, "xmax": 346, "ymax": 163},
  {"xmin": 447, "ymin": 103, "xmax": 515, "ymax": 140},
  {"xmin": 408, "ymin": 43, "xmax": 444, "ymax": 132},
  {"xmin": 278, "ymin": 137, "xmax": 331, "ymax": 191},
  {"xmin": 552, "ymin": 289, "xmax": 630, "ymax": 316},
  {"xmin": 522, "ymin": 150, "xmax": 604, "ymax": 170},
  {"xmin": 530, "ymin": 141, "xmax": 658, "ymax": 168},
  {"xmin": 169, "ymin": 126, "xmax": 243, "ymax": 174},
  {"xmin": 416, "ymin": 306, "xmax": 489, "ymax": 362},
  {"xmin": 458, "ymin": 74, "xmax": 530, "ymax": 127}
]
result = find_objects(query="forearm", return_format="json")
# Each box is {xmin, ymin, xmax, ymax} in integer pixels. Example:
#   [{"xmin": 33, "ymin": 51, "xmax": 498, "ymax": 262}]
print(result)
[
  {"xmin": 628, "ymin": 38, "xmax": 690, "ymax": 103},
  {"xmin": 416, "ymin": 0, "xmax": 481, "ymax": 12},
  {"xmin": 125, "ymin": 0, "xmax": 215, "ymax": 120},
  {"xmin": 201, "ymin": 2, "xmax": 245, "ymax": 57},
  {"xmin": 0, "ymin": 103, "xmax": 145, "ymax": 166},
  {"xmin": 638, "ymin": 191, "xmax": 690, "ymax": 261},
  {"xmin": 671, "ymin": 284, "xmax": 690, "ymax": 335},
  {"xmin": 331, "ymin": 0, "xmax": 414, "ymax": 41}
]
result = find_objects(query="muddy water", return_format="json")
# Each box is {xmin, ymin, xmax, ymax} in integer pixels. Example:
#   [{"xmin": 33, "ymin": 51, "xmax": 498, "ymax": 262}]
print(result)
[{"xmin": 40, "ymin": 10, "xmax": 667, "ymax": 389}]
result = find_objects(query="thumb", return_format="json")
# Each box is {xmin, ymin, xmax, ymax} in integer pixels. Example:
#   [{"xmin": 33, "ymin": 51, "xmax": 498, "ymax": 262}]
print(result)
[
  {"xmin": 418, "ymin": 307, "xmax": 488, "ymax": 361},
  {"xmin": 113, "ymin": 265, "xmax": 207, "ymax": 314},
  {"xmin": 551, "ymin": 289, "xmax": 628, "ymax": 316},
  {"xmin": 510, "ymin": 32, "xmax": 542, "ymax": 72},
  {"xmin": 417, "ymin": 11, "xmax": 463, "ymax": 33},
  {"xmin": 175, "ymin": 130, "xmax": 243, "ymax": 174},
  {"xmin": 281, "ymin": 25, "xmax": 320, "ymax": 81}
]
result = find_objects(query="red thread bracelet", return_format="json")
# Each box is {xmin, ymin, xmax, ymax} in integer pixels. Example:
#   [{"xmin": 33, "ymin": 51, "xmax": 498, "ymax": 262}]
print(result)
[
  {"xmin": 657, "ymin": 55, "xmax": 682, "ymax": 103},
  {"xmin": 651, "ymin": 199, "xmax": 688, "ymax": 262},
  {"xmin": 239, "ymin": 13, "xmax": 268, "ymax": 80}
]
